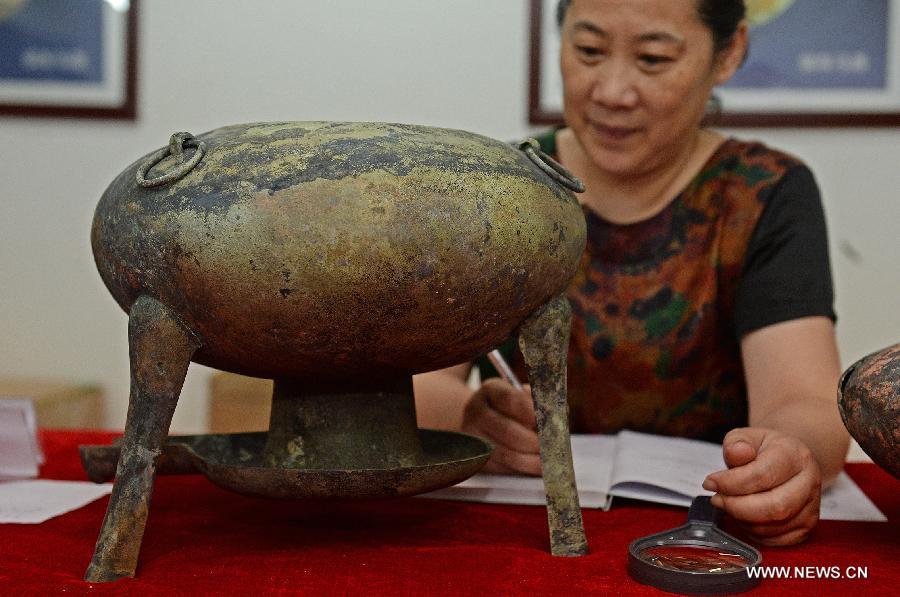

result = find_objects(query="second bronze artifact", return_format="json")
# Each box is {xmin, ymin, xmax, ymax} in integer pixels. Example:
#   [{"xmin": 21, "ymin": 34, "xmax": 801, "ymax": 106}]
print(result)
[{"xmin": 838, "ymin": 342, "xmax": 900, "ymax": 478}]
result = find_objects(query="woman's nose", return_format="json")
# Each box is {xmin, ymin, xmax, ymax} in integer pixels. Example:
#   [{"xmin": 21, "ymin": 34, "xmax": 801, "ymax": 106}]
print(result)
[{"xmin": 589, "ymin": 61, "xmax": 639, "ymax": 109}]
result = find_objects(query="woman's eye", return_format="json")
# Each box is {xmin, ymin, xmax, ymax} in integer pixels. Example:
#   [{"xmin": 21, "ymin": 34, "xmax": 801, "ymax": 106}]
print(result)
[
  {"xmin": 638, "ymin": 54, "xmax": 674, "ymax": 68},
  {"xmin": 576, "ymin": 45, "xmax": 603, "ymax": 59}
]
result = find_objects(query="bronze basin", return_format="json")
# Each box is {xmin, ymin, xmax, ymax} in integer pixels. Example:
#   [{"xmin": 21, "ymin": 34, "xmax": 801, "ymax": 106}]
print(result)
[{"xmin": 92, "ymin": 122, "xmax": 586, "ymax": 382}]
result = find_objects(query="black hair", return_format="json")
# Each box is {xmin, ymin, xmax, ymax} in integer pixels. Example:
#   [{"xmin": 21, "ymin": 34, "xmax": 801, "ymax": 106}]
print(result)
[{"xmin": 556, "ymin": 0, "xmax": 746, "ymax": 55}]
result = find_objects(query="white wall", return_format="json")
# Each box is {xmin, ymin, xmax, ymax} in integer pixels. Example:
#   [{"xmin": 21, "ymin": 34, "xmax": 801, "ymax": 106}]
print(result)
[{"xmin": 2, "ymin": 1, "xmax": 898, "ymax": 432}]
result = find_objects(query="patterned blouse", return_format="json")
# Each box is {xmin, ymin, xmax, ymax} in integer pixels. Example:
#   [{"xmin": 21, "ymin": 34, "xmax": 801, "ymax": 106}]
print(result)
[{"xmin": 496, "ymin": 130, "xmax": 835, "ymax": 442}]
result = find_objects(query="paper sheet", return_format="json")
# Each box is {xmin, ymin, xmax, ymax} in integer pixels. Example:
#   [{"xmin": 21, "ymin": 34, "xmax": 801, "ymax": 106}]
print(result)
[
  {"xmin": 0, "ymin": 480, "xmax": 113, "ymax": 524},
  {"xmin": 426, "ymin": 435, "xmax": 616, "ymax": 508},
  {"xmin": 0, "ymin": 399, "xmax": 43, "ymax": 480},
  {"xmin": 820, "ymin": 472, "xmax": 887, "ymax": 522}
]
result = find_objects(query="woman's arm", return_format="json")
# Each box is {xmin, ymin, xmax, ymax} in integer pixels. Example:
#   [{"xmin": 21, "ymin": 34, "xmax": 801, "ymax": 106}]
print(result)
[
  {"xmin": 703, "ymin": 316, "xmax": 849, "ymax": 545},
  {"xmin": 413, "ymin": 364, "xmax": 472, "ymax": 431},
  {"xmin": 742, "ymin": 316, "xmax": 848, "ymax": 482}
]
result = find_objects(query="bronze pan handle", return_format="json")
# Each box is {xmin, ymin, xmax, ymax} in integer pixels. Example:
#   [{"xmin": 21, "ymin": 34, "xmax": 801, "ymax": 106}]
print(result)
[{"xmin": 79, "ymin": 443, "xmax": 200, "ymax": 483}]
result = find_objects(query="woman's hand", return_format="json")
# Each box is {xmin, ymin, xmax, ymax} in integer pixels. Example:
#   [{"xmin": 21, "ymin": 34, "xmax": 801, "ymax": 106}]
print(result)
[
  {"xmin": 461, "ymin": 378, "xmax": 541, "ymax": 475},
  {"xmin": 703, "ymin": 427, "xmax": 822, "ymax": 546}
]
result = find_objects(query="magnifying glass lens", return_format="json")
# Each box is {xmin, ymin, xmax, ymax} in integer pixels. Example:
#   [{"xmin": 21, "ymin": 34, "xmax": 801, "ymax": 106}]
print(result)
[
  {"xmin": 628, "ymin": 497, "xmax": 762, "ymax": 594},
  {"xmin": 639, "ymin": 544, "xmax": 752, "ymax": 573}
]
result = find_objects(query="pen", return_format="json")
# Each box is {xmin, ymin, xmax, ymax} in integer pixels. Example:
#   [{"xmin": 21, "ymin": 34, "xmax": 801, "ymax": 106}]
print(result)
[{"xmin": 487, "ymin": 349, "xmax": 523, "ymax": 391}]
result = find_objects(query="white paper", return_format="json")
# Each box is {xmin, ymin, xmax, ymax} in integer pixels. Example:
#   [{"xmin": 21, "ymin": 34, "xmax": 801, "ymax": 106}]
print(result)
[
  {"xmin": 422, "ymin": 431, "xmax": 888, "ymax": 522},
  {"xmin": 425, "ymin": 435, "xmax": 615, "ymax": 508},
  {"xmin": 0, "ymin": 400, "xmax": 42, "ymax": 480},
  {"xmin": 819, "ymin": 472, "xmax": 886, "ymax": 521},
  {"xmin": 14, "ymin": 397, "xmax": 44, "ymax": 464},
  {"xmin": 0, "ymin": 480, "xmax": 113, "ymax": 524}
]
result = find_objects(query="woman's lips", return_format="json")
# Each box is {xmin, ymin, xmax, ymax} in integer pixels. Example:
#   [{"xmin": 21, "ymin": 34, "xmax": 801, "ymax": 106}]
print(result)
[{"xmin": 590, "ymin": 122, "xmax": 641, "ymax": 141}]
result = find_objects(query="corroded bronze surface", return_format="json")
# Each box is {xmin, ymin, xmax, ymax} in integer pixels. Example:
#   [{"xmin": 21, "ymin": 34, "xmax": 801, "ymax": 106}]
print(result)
[
  {"xmin": 838, "ymin": 343, "xmax": 900, "ymax": 478},
  {"xmin": 92, "ymin": 122, "xmax": 587, "ymax": 383},
  {"xmin": 263, "ymin": 377, "xmax": 424, "ymax": 469},
  {"xmin": 519, "ymin": 294, "xmax": 588, "ymax": 556},
  {"xmin": 80, "ymin": 430, "xmax": 492, "ymax": 499},
  {"xmin": 84, "ymin": 295, "xmax": 198, "ymax": 582},
  {"xmin": 84, "ymin": 123, "xmax": 589, "ymax": 581}
]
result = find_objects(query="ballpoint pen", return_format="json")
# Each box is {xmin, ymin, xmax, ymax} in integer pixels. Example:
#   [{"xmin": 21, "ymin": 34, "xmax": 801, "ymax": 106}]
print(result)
[{"xmin": 487, "ymin": 349, "xmax": 524, "ymax": 391}]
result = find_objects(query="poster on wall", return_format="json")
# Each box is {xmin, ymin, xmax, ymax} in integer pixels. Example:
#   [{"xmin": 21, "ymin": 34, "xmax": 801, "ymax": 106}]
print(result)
[
  {"xmin": 529, "ymin": 0, "xmax": 900, "ymax": 126},
  {"xmin": 0, "ymin": 0, "xmax": 137, "ymax": 119}
]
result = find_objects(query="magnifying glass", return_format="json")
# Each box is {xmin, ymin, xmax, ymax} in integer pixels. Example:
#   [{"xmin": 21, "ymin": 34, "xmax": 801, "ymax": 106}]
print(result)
[{"xmin": 628, "ymin": 496, "xmax": 762, "ymax": 595}]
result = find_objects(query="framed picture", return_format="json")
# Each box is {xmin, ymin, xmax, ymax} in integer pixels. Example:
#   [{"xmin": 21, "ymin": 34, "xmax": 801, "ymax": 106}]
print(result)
[
  {"xmin": 529, "ymin": 0, "xmax": 900, "ymax": 127},
  {"xmin": 0, "ymin": 0, "xmax": 137, "ymax": 119}
]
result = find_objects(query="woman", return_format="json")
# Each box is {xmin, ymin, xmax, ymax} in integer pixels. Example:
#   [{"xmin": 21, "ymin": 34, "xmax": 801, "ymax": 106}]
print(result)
[{"xmin": 415, "ymin": 0, "xmax": 848, "ymax": 546}]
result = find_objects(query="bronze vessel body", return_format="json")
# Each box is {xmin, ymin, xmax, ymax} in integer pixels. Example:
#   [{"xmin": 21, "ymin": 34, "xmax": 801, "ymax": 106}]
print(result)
[
  {"xmin": 838, "ymin": 343, "xmax": 900, "ymax": 478},
  {"xmin": 82, "ymin": 122, "xmax": 590, "ymax": 581}
]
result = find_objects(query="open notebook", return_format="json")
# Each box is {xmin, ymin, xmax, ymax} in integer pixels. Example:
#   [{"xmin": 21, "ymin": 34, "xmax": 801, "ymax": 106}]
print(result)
[{"xmin": 423, "ymin": 430, "xmax": 886, "ymax": 522}]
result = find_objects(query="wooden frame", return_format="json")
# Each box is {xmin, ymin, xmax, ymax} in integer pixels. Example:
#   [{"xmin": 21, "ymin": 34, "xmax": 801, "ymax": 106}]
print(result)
[
  {"xmin": 0, "ymin": 0, "xmax": 138, "ymax": 120},
  {"xmin": 529, "ymin": 0, "xmax": 900, "ymax": 127}
]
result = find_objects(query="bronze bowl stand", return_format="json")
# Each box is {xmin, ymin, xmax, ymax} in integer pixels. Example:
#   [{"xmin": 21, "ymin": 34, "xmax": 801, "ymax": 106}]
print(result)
[{"xmin": 80, "ymin": 377, "xmax": 494, "ymax": 500}]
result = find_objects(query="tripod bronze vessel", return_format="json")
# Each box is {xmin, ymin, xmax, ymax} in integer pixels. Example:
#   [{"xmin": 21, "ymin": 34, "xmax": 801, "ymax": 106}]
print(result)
[{"xmin": 80, "ymin": 122, "xmax": 589, "ymax": 581}]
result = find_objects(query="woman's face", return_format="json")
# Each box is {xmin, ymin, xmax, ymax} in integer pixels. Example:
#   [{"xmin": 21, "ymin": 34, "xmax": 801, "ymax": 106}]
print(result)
[{"xmin": 560, "ymin": 0, "xmax": 744, "ymax": 177}]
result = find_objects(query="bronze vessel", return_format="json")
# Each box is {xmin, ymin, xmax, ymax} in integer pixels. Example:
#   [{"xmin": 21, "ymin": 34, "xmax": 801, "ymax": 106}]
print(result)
[
  {"xmin": 81, "ymin": 122, "xmax": 590, "ymax": 581},
  {"xmin": 838, "ymin": 343, "xmax": 900, "ymax": 478}
]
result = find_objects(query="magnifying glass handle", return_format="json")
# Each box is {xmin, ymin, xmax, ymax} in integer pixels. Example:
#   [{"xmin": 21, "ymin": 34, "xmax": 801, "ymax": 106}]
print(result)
[{"xmin": 688, "ymin": 495, "xmax": 722, "ymax": 525}]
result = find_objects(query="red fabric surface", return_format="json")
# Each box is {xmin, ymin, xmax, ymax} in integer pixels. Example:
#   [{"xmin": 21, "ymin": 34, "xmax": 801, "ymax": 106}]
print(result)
[{"xmin": 1, "ymin": 430, "xmax": 897, "ymax": 595}]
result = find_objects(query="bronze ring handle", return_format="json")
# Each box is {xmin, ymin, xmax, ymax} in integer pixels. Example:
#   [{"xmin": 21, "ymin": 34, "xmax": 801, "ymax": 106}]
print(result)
[
  {"xmin": 136, "ymin": 131, "xmax": 206, "ymax": 188},
  {"xmin": 518, "ymin": 138, "xmax": 585, "ymax": 193}
]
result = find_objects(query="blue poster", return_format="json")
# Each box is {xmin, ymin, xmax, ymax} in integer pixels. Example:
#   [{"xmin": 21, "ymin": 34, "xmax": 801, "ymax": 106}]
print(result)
[
  {"xmin": 0, "ymin": 0, "xmax": 104, "ymax": 83},
  {"xmin": 726, "ymin": 0, "xmax": 888, "ymax": 90}
]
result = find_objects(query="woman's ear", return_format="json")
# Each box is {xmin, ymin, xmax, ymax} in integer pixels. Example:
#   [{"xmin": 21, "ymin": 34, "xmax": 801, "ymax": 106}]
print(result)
[{"xmin": 714, "ymin": 20, "xmax": 749, "ymax": 85}]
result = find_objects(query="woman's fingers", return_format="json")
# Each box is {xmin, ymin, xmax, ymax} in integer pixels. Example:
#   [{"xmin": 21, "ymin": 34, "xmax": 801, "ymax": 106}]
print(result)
[
  {"xmin": 469, "ymin": 400, "xmax": 540, "ymax": 454},
  {"xmin": 737, "ymin": 498, "xmax": 820, "ymax": 546},
  {"xmin": 482, "ymin": 379, "xmax": 536, "ymax": 428},
  {"xmin": 705, "ymin": 429, "xmax": 813, "ymax": 497},
  {"xmin": 483, "ymin": 445, "xmax": 543, "ymax": 476},
  {"xmin": 702, "ymin": 428, "xmax": 824, "ymax": 547},
  {"xmin": 711, "ymin": 464, "xmax": 820, "ymax": 525},
  {"xmin": 461, "ymin": 380, "xmax": 541, "ymax": 475}
]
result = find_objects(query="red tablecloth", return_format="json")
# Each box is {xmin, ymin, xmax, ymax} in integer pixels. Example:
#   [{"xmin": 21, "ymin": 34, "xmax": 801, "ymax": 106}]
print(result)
[{"xmin": 1, "ymin": 431, "xmax": 897, "ymax": 595}]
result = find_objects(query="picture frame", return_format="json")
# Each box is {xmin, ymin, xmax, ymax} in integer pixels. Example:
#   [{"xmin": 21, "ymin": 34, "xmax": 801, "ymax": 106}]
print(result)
[
  {"xmin": 0, "ymin": 0, "xmax": 138, "ymax": 119},
  {"xmin": 529, "ymin": 0, "xmax": 900, "ymax": 127}
]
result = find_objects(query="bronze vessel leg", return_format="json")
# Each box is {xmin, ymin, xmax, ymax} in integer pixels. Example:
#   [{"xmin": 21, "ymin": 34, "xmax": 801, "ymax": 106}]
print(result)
[
  {"xmin": 518, "ymin": 294, "xmax": 588, "ymax": 556},
  {"xmin": 84, "ymin": 295, "xmax": 199, "ymax": 582}
]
